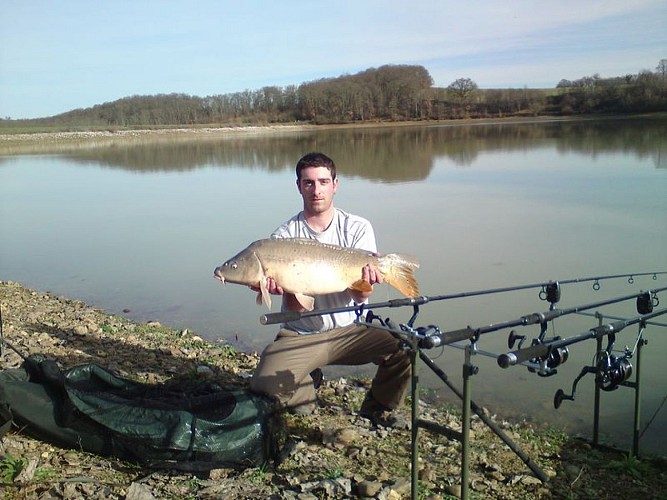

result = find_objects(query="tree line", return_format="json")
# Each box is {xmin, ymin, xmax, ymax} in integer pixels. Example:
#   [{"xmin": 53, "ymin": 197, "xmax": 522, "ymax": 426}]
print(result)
[{"xmin": 5, "ymin": 61, "xmax": 667, "ymax": 128}]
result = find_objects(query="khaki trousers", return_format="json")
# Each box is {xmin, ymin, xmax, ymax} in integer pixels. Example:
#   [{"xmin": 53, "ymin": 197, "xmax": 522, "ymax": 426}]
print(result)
[{"xmin": 250, "ymin": 324, "xmax": 411, "ymax": 410}]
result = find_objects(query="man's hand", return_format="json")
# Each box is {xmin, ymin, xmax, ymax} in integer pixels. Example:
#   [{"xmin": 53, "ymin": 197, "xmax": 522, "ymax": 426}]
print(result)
[
  {"xmin": 249, "ymin": 277, "xmax": 284, "ymax": 295},
  {"xmin": 249, "ymin": 278, "xmax": 306, "ymax": 312},
  {"xmin": 362, "ymin": 263, "xmax": 384, "ymax": 286},
  {"xmin": 349, "ymin": 262, "xmax": 383, "ymax": 304}
]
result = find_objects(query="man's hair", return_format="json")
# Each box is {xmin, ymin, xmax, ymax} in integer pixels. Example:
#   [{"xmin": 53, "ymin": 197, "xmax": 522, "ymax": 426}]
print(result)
[{"xmin": 295, "ymin": 152, "xmax": 337, "ymax": 181}]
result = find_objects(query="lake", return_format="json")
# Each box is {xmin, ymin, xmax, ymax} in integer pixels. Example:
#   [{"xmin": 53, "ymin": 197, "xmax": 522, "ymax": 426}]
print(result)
[{"xmin": 1, "ymin": 117, "xmax": 666, "ymax": 455}]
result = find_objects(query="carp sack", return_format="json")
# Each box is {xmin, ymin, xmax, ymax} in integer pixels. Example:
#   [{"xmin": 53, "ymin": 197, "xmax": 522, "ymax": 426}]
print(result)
[{"xmin": 213, "ymin": 238, "xmax": 420, "ymax": 310}]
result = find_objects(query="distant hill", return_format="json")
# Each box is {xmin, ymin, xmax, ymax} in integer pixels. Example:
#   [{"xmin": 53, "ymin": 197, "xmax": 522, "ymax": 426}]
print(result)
[{"xmin": 2, "ymin": 64, "xmax": 666, "ymax": 132}]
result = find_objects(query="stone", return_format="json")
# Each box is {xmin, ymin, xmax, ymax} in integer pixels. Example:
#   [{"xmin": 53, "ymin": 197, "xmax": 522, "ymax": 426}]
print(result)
[
  {"xmin": 125, "ymin": 481, "xmax": 158, "ymax": 500},
  {"xmin": 73, "ymin": 325, "xmax": 88, "ymax": 335},
  {"xmin": 357, "ymin": 480, "xmax": 383, "ymax": 497},
  {"xmin": 444, "ymin": 484, "xmax": 462, "ymax": 497}
]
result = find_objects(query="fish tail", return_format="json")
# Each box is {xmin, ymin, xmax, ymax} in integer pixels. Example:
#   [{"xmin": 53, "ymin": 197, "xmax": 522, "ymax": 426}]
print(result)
[{"xmin": 379, "ymin": 253, "xmax": 420, "ymax": 297}]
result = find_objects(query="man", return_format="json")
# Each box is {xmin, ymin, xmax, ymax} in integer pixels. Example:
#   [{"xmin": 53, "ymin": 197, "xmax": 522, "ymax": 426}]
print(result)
[{"xmin": 249, "ymin": 152, "xmax": 411, "ymax": 427}]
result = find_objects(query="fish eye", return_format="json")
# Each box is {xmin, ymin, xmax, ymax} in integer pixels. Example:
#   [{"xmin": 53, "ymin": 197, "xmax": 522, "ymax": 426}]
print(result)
[{"xmin": 231, "ymin": 262, "xmax": 238, "ymax": 269}]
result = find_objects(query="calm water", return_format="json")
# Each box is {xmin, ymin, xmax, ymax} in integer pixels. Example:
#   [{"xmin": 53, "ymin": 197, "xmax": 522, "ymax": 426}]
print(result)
[{"xmin": 1, "ymin": 118, "xmax": 666, "ymax": 454}]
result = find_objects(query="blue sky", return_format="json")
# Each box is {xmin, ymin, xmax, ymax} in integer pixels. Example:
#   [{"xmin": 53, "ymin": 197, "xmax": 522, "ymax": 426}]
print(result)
[{"xmin": 1, "ymin": 0, "xmax": 665, "ymax": 119}]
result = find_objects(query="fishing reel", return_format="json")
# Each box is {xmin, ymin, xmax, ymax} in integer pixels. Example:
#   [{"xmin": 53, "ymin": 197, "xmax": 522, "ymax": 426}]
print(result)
[
  {"xmin": 553, "ymin": 350, "xmax": 634, "ymax": 408},
  {"xmin": 507, "ymin": 328, "xmax": 568, "ymax": 377},
  {"xmin": 553, "ymin": 327, "xmax": 638, "ymax": 408},
  {"xmin": 594, "ymin": 351, "xmax": 633, "ymax": 392},
  {"xmin": 527, "ymin": 344, "xmax": 569, "ymax": 377}
]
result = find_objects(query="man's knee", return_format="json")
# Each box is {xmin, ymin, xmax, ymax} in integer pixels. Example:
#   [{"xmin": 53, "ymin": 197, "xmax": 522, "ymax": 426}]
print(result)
[{"xmin": 251, "ymin": 367, "xmax": 296, "ymax": 399}]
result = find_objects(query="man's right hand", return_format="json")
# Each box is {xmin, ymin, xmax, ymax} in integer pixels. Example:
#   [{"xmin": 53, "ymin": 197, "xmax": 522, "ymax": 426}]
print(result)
[
  {"xmin": 250, "ymin": 278, "xmax": 307, "ymax": 312},
  {"xmin": 249, "ymin": 277, "xmax": 284, "ymax": 295}
]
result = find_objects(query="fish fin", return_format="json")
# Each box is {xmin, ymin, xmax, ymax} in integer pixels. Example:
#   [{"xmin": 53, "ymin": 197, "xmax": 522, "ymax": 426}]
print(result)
[
  {"xmin": 379, "ymin": 253, "xmax": 421, "ymax": 297},
  {"xmin": 294, "ymin": 293, "xmax": 315, "ymax": 311},
  {"xmin": 258, "ymin": 279, "xmax": 272, "ymax": 309},
  {"xmin": 350, "ymin": 279, "xmax": 374, "ymax": 293},
  {"xmin": 251, "ymin": 252, "xmax": 272, "ymax": 309}
]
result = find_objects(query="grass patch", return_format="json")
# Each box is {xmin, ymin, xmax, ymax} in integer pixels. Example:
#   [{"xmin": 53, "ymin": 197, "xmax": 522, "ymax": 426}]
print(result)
[{"xmin": 0, "ymin": 454, "xmax": 26, "ymax": 484}]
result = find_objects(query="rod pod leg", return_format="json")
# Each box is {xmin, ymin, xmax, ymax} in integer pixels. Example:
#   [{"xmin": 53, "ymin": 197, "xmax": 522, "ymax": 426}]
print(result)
[
  {"xmin": 410, "ymin": 346, "xmax": 420, "ymax": 500},
  {"xmin": 418, "ymin": 351, "xmax": 549, "ymax": 483},
  {"xmin": 461, "ymin": 344, "xmax": 476, "ymax": 500},
  {"xmin": 632, "ymin": 329, "xmax": 645, "ymax": 457}
]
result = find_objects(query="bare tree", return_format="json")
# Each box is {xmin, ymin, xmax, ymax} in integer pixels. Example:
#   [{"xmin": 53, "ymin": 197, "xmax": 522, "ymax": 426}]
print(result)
[
  {"xmin": 657, "ymin": 59, "xmax": 667, "ymax": 79},
  {"xmin": 447, "ymin": 78, "xmax": 478, "ymax": 116}
]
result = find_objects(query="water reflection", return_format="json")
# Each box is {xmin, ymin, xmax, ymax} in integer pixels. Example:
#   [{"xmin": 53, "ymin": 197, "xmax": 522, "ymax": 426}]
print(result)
[{"xmin": 2, "ymin": 117, "xmax": 665, "ymax": 176}]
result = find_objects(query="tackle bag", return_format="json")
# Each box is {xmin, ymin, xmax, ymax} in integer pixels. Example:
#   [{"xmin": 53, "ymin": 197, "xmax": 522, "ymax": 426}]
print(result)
[{"xmin": 0, "ymin": 356, "xmax": 280, "ymax": 470}]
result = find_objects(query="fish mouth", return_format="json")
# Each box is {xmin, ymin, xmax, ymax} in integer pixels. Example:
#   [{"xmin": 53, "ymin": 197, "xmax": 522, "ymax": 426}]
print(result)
[{"xmin": 213, "ymin": 268, "xmax": 225, "ymax": 283}]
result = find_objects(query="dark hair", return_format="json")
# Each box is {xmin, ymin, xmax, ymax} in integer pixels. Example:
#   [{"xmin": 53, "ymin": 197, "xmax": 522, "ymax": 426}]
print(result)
[{"xmin": 295, "ymin": 152, "xmax": 336, "ymax": 181}]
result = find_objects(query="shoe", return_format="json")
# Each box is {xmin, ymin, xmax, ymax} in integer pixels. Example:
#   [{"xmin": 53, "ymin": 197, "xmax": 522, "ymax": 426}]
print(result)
[
  {"xmin": 310, "ymin": 368, "xmax": 323, "ymax": 390},
  {"xmin": 359, "ymin": 392, "xmax": 410, "ymax": 430}
]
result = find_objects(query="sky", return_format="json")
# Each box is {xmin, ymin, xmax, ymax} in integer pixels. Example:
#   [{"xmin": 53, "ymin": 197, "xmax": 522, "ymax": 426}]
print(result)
[{"xmin": 1, "ymin": 0, "xmax": 666, "ymax": 119}]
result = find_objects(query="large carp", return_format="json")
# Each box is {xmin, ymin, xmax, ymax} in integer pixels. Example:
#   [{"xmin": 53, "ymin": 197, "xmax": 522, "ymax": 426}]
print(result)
[{"xmin": 213, "ymin": 238, "xmax": 420, "ymax": 310}]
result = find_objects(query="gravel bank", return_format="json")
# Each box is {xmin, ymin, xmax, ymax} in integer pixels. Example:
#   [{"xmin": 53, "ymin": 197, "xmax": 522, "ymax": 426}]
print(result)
[{"xmin": 1, "ymin": 281, "xmax": 665, "ymax": 499}]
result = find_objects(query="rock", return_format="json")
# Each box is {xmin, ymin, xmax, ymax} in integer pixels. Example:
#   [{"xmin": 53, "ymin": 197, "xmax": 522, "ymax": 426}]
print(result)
[
  {"xmin": 73, "ymin": 325, "xmax": 88, "ymax": 335},
  {"xmin": 520, "ymin": 475, "xmax": 544, "ymax": 486},
  {"xmin": 357, "ymin": 479, "xmax": 383, "ymax": 497},
  {"xmin": 196, "ymin": 365, "xmax": 214, "ymax": 376},
  {"xmin": 209, "ymin": 468, "xmax": 231, "ymax": 480},
  {"xmin": 62, "ymin": 482, "xmax": 79, "ymax": 498},
  {"xmin": 300, "ymin": 478, "xmax": 351, "ymax": 497},
  {"xmin": 487, "ymin": 470, "xmax": 506, "ymax": 482},
  {"xmin": 386, "ymin": 477, "xmax": 411, "ymax": 497},
  {"xmin": 444, "ymin": 484, "xmax": 462, "ymax": 498},
  {"xmin": 334, "ymin": 428, "xmax": 361, "ymax": 447},
  {"xmin": 125, "ymin": 482, "xmax": 155, "ymax": 500}
]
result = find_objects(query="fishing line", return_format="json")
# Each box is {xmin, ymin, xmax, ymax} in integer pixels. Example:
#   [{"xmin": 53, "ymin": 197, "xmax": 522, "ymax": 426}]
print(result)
[{"xmin": 641, "ymin": 393, "xmax": 667, "ymax": 438}]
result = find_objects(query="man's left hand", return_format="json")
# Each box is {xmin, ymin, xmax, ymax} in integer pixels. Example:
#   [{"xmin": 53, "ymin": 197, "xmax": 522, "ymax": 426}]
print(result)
[
  {"xmin": 350, "ymin": 262, "xmax": 383, "ymax": 303},
  {"xmin": 361, "ymin": 263, "xmax": 383, "ymax": 286}
]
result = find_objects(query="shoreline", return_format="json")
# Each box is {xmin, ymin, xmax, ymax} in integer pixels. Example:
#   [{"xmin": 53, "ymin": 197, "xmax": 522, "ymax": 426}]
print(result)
[
  {"xmin": 0, "ymin": 114, "xmax": 627, "ymax": 146},
  {"xmin": 2, "ymin": 114, "xmax": 662, "ymax": 158},
  {"xmin": 0, "ymin": 117, "xmax": 576, "ymax": 158}
]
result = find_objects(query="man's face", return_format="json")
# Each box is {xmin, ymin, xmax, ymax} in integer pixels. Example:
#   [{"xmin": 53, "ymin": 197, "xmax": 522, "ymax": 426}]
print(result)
[{"xmin": 297, "ymin": 166, "xmax": 338, "ymax": 215}]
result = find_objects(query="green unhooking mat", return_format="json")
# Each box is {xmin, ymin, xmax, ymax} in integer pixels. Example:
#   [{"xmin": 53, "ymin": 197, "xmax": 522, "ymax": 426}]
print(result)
[{"xmin": 0, "ymin": 356, "xmax": 279, "ymax": 470}]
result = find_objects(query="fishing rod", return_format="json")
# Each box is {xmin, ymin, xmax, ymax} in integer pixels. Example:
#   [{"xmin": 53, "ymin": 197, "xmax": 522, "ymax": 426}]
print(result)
[
  {"xmin": 497, "ymin": 307, "xmax": 667, "ymax": 369},
  {"xmin": 260, "ymin": 271, "xmax": 666, "ymax": 325},
  {"xmin": 419, "ymin": 287, "xmax": 666, "ymax": 351},
  {"xmin": 491, "ymin": 293, "xmax": 667, "ymax": 457}
]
